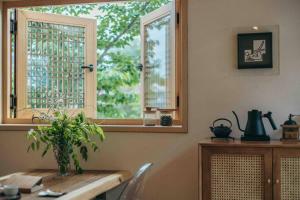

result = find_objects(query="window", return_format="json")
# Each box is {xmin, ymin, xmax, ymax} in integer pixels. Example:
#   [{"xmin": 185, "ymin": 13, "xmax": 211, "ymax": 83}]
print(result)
[
  {"xmin": 16, "ymin": 10, "xmax": 97, "ymax": 119},
  {"xmin": 141, "ymin": 3, "xmax": 176, "ymax": 109},
  {"xmin": 1, "ymin": 0, "xmax": 187, "ymax": 132}
]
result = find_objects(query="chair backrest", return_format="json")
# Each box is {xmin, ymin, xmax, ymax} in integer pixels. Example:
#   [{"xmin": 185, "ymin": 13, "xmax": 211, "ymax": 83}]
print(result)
[{"xmin": 119, "ymin": 163, "xmax": 153, "ymax": 200}]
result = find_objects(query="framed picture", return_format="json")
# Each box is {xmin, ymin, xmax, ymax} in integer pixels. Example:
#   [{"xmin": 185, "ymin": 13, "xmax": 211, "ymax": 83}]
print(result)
[{"xmin": 237, "ymin": 32, "xmax": 273, "ymax": 69}]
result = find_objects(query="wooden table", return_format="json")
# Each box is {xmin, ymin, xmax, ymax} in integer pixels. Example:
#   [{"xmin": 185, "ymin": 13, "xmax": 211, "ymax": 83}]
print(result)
[{"xmin": 0, "ymin": 169, "xmax": 132, "ymax": 200}]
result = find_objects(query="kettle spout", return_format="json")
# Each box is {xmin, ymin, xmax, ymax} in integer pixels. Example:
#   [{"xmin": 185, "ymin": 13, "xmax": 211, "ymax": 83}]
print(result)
[
  {"xmin": 209, "ymin": 127, "xmax": 214, "ymax": 133},
  {"xmin": 232, "ymin": 111, "xmax": 245, "ymax": 132}
]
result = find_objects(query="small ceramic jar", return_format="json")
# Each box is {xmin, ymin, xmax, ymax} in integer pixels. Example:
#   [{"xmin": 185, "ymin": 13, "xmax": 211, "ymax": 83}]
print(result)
[
  {"xmin": 158, "ymin": 109, "xmax": 175, "ymax": 126},
  {"xmin": 143, "ymin": 107, "xmax": 158, "ymax": 126}
]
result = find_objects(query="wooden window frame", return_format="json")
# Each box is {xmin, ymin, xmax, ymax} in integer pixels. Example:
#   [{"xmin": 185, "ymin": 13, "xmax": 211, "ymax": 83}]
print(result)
[
  {"xmin": 16, "ymin": 9, "xmax": 97, "ymax": 119},
  {"xmin": 1, "ymin": 0, "xmax": 188, "ymax": 133},
  {"xmin": 141, "ymin": 3, "xmax": 176, "ymax": 110}
]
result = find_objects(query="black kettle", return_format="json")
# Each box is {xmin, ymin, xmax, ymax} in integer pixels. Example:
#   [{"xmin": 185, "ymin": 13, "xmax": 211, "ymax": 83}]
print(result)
[
  {"xmin": 210, "ymin": 118, "xmax": 232, "ymax": 138},
  {"xmin": 232, "ymin": 110, "xmax": 277, "ymax": 141}
]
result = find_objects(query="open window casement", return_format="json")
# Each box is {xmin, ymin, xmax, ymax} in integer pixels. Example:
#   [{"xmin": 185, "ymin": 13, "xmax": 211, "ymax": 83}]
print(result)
[
  {"xmin": 15, "ymin": 10, "xmax": 97, "ymax": 119},
  {"xmin": 141, "ymin": 2, "xmax": 176, "ymax": 110}
]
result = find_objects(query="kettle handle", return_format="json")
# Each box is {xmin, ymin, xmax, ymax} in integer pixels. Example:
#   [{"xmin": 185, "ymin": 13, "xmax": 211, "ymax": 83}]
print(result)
[
  {"xmin": 263, "ymin": 112, "xmax": 277, "ymax": 130},
  {"xmin": 213, "ymin": 118, "xmax": 232, "ymax": 128}
]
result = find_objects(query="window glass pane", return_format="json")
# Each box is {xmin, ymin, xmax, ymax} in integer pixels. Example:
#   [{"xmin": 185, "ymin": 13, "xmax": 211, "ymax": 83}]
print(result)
[
  {"xmin": 27, "ymin": 21, "xmax": 85, "ymax": 109},
  {"xmin": 144, "ymin": 14, "xmax": 173, "ymax": 109},
  {"xmin": 10, "ymin": 10, "xmax": 17, "ymax": 118}
]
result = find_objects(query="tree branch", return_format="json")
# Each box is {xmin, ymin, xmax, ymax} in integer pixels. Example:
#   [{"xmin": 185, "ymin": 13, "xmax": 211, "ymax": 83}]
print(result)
[{"xmin": 98, "ymin": 1, "xmax": 150, "ymax": 62}]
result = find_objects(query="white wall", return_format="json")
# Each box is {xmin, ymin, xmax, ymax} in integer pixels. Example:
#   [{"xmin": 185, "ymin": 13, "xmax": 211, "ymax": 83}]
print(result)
[{"xmin": 1, "ymin": 0, "xmax": 300, "ymax": 200}]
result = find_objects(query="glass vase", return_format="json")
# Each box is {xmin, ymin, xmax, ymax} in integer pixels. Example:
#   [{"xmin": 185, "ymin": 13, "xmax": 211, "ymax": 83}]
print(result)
[{"xmin": 53, "ymin": 141, "xmax": 71, "ymax": 176}]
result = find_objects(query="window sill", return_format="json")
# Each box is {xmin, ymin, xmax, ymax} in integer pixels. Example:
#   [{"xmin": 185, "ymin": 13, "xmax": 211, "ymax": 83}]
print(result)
[{"xmin": 0, "ymin": 124, "xmax": 187, "ymax": 133}]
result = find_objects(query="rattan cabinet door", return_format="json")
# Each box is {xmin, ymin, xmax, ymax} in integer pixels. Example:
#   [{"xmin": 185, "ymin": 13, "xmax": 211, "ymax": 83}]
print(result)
[
  {"xmin": 202, "ymin": 147, "xmax": 273, "ymax": 200},
  {"xmin": 274, "ymin": 148, "xmax": 300, "ymax": 200}
]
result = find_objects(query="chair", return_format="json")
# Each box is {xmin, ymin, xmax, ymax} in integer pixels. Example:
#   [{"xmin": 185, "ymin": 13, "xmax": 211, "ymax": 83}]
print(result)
[
  {"xmin": 96, "ymin": 163, "xmax": 153, "ymax": 200},
  {"xmin": 118, "ymin": 163, "xmax": 153, "ymax": 200}
]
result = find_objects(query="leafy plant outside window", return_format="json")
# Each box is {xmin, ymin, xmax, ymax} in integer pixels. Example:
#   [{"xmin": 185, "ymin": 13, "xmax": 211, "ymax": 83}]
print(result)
[{"xmin": 26, "ymin": 0, "xmax": 171, "ymax": 119}]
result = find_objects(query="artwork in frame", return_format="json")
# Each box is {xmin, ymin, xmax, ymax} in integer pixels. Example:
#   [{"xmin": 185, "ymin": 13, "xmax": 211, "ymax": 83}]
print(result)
[{"xmin": 237, "ymin": 32, "xmax": 273, "ymax": 69}]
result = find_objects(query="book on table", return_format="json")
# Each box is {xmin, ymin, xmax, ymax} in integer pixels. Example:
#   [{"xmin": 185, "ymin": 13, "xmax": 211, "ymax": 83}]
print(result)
[{"xmin": 0, "ymin": 174, "xmax": 43, "ymax": 193}]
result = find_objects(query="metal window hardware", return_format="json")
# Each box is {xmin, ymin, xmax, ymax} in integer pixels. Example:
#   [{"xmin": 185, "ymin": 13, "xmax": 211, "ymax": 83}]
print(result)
[
  {"xmin": 137, "ymin": 64, "xmax": 143, "ymax": 71},
  {"xmin": 10, "ymin": 16, "xmax": 17, "ymax": 34},
  {"xmin": 10, "ymin": 94, "xmax": 17, "ymax": 110},
  {"xmin": 176, "ymin": 12, "xmax": 180, "ymax": 25},
  {"xmin": 81, "ymin": 64, "xmax": 94, "ymax": 72},
  {"xmin": 176, "ymin": 96, "xmax": 180, "ymax": 107},
  {"xmin": 10, "ymin": 9, "xmax": 17, "ymax": 34},
  {"xmin": 10, "ymin": 19, "xmax": 17, "ymax": 34}
]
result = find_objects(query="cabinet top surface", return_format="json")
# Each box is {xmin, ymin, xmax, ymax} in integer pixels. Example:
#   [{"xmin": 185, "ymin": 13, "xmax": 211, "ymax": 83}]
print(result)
[{"xmin": 199, "ymin": 139, "xmax": 300, "ymax": 148}]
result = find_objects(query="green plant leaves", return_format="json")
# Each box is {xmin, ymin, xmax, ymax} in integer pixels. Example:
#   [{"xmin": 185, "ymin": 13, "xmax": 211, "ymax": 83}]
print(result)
[
  {"xmin": 42, "ymin": 144, "xmax": 51, "ymax": 157},
  {"xmin": 80, "ymin": 146, "xmax": 88, "ymax": 161},
  {"xmin": 26, "ymin": 111, "xmax": 105, "ymax": 174}
]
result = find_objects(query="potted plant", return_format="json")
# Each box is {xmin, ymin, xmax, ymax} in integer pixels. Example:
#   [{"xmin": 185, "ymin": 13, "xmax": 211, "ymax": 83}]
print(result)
[{"xmin": 27, "ymin": 111, "xmax": 105, "ymax": 176}]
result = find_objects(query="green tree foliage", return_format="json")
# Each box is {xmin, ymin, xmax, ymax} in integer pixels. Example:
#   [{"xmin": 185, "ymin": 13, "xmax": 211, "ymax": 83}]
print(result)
[{"xmin": 29, "ymin": 0, "xmax": 170, "ymax": 118}]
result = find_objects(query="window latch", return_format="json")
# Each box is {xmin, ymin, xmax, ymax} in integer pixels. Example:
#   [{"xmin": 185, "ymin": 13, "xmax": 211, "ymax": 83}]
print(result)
[
  {"xmin": 137, "ymin": 64, "xmax": 143, "ymax": 71},
  {"xmin": 81, "ymin": 64, "xmax": 94, "ymax": 72}
]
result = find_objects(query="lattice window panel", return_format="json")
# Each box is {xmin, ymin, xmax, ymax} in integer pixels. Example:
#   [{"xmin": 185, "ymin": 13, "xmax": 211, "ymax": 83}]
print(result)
[
  {"xmin": 142, "ymin": 3, "xmax": 176, "ymax": 109},
  {"xmin": 26, "ymin": 21, "xmax": 85, "ymax": 109},
  {"xmin": 281, "ymin": 157, "xmax": 300, "ymax": 200},
  {"xmin": 210, "ymin": 154, "xmax": 264, "ymax": 200}
]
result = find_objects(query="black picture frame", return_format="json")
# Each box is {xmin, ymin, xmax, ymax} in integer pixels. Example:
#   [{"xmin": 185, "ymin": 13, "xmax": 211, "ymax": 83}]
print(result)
[{"xmin": 237, "ymin": 32, "xmax": 273, "ymax": 69}]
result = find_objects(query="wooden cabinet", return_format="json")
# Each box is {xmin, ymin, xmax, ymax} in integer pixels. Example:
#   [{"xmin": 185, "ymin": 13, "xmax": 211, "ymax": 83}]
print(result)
[
  {"xmin": 199, "ymin": 141, "xmax": 300, "ymax": 200},
  {"xmin": 273, "ymin": 148, "xmax": 300, "ymax": 200}
]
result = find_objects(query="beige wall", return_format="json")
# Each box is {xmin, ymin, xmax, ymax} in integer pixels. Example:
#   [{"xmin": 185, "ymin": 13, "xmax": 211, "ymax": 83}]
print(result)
[
  {"xmin": 1, "ymin": 0, "xmax": 300, "ymax": 199},
  {"xmin": 0, "ymin": 1, "xmax": 2, "ymax": 124}
]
